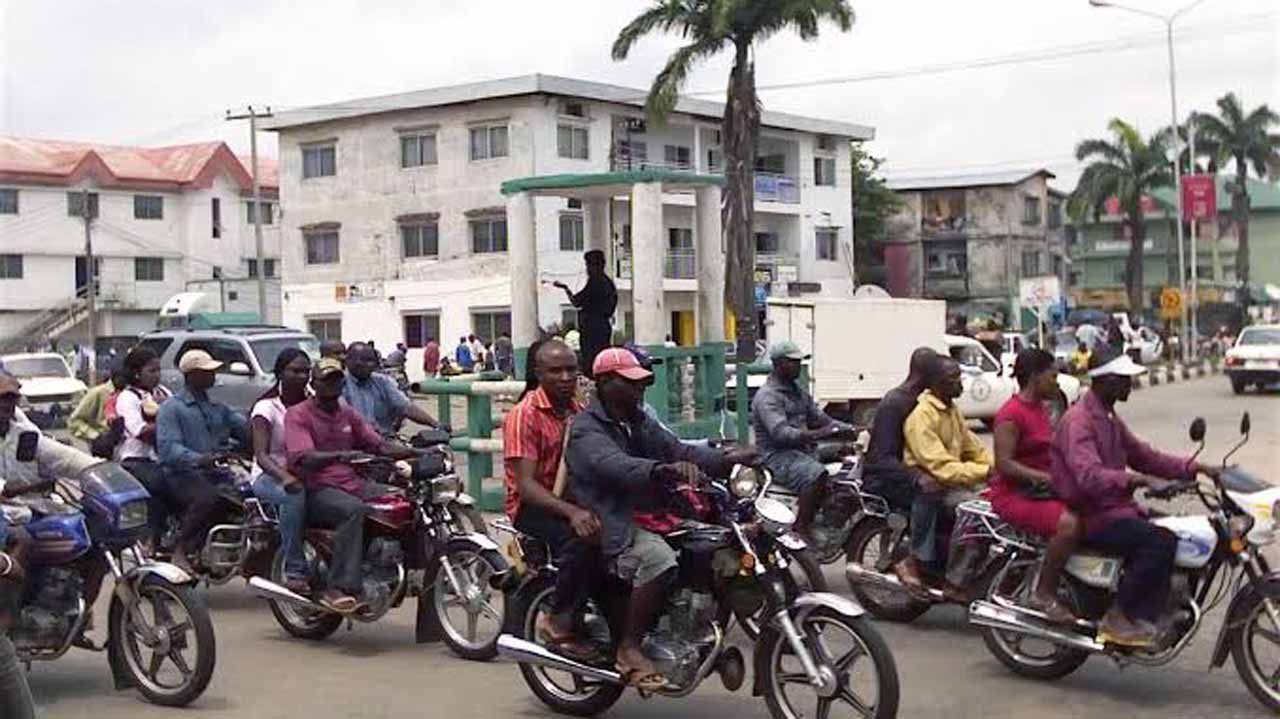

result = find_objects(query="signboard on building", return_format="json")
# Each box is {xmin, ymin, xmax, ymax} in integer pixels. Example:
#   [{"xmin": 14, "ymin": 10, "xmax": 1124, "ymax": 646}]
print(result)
[
  {"xmin": 1181, "ymin": 175, "xmax": 1217, "ymax": 221},
  {"xmin": 1094, "ymin": 239, "xmax": 1155, "ymax": 253},
  {"xmin": 1019, "ymin": 276, "xmax": 1061, "ymax": 309},
  {"xmin": 335, "ymin": 282, "xmax": 384, "ymax": 303},
  {"xmin": 775, "ymin": 265, "xmax": 799, "ymax": 284}
]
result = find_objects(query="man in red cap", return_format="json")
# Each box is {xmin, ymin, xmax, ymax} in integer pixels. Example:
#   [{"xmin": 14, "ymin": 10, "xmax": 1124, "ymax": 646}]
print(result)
[{"xmin": 565, "ymin": 347, "xmax": 755, "ymax": 689}]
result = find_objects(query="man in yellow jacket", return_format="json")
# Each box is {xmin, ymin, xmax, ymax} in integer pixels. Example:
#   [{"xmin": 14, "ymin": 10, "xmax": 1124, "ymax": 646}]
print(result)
[
  {"xmin": 896, "ymin": 355, "xmax": 992, "ymax": 599},
  {"xmin": 67, "ymin": 367, "xmax": 126, "ymax": 445}
]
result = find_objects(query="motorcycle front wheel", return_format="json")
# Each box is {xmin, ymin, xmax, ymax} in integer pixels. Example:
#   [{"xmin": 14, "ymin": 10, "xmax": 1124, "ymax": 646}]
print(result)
[
  {"xmin": 110, "ymin": 575, "xmax": 216, "ymax": 707},
  {"xmin": 432, "ymin": 544, "xmax": 505, "ymax": 660},
  {"xmin": 1230, "ymin": 586, "xmax": 1280, "ymax": 713},
  {"xmin": 761, "ymin": 607, "xmax": 899, "ymax": 719},
  {"xmin": 736, "ymin": 550, "xmax": 828, "ymax": 640}
]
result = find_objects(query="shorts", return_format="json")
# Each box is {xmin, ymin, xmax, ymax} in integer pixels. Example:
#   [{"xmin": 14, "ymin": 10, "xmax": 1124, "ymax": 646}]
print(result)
[
  {"xmin": 989, "ymin": 486, "xmax": 1070, "ymax": 538},
  {"xmin": 764, "ymin": 450, "xmax": 828, "ymax": 492},
  {"xmin": 611, "ymin": 528, "xmax": 677, "ymax": 587}
]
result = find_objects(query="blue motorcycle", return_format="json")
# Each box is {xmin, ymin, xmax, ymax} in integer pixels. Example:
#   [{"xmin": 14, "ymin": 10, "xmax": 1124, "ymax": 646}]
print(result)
[{"xmin": 7, "ymin": 462, "xmax": 216, "ymax": 706}]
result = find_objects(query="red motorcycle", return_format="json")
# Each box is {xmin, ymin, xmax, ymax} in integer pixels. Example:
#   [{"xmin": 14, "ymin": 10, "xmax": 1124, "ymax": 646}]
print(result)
[{"xmin": 249, "ymin": 430, "xmax": 511, "ymax": 660}]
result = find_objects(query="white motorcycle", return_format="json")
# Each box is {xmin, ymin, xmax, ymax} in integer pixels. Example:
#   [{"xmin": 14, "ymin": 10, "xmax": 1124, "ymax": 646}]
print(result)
[{"xmin": 967, "ymin": 412, "xmax": 1280, "ymax": 713}]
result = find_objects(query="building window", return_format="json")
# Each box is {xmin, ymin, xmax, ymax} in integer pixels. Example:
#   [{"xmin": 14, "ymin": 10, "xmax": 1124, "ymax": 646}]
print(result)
[
  {"xmin": 302, "ymin": 144, "xmax": 336, "ymax": 178},
  {"xmin": 1047, "ymin": 199, "xmax": 1063, "ymax": 229},
  {"xmin": 211, "ymin": 197, "xmax": 221, "ymax": 238},
  {"xmin": 1022, "ymin": 195, "xmax": 1042, "ymax": 225},
  {"xmin": 1112, "ymin": 267, "xmax": 1128, "ymax": 284},
  {"xmin": 133, "ymin": 195, "xmax": 163, "ymax": 220},
  {"xmin": 557, "ymin": 125, "xmax": 589, "ymax": 160},
  {"xmin": 403, "ymin": 313, "xmax": 441, "ymax": 349},
  {"xmin": 134, "ymin": 257, "xmax": 165, "ymax": 282},
  {"xmin": 0, "ymin": 189, "xmax": 18, "ymax": 214},
  {"xmin": 816, "ymin": 228, "xmax": 839, "ymax": 261},
  {"xmin": 246, "ymin": 258, "xmax": 277, "ymax": 278},
  {"xmin": 663, "ymin": 145, "xmax": 692, "ymax": 169},
  {"xmin": 922, "ymin": 191, "xmax": 966, "ymax": 231},
  {"xmin": 755, "ymin": 232, "xmax": 780, "ymax": 255},
  {"xmin": 246, "ymin": 201, "xmax": 274, "ymax": 225},
  {"xmin": 307, "ymin": 317, "xmax": 342, "ymax": 342},
  {"xmin": 616, "ymin": 140, "xmax": 647, "ymax": 168},
  {"xmin": 470, "ymin": 217, "xmax": 508, "ymax": 254},
  {"xmin": 401, "ymin": 222, "xmax": 439, "ymax": 259},
  {"xmin": 67, "ymin": 191, "xmax": 99, "ymax": 218},
  {"xmin": 756, "ymin": 154, "xmax": 786, "ymax": 174},
  {"xmin": 211, "ymin": 266, "xmax": 222, "ymax": 279},
  {"xmin": 559, "ymin": 214, "xmax": 584, "ymax": 251},
  {"xmin": 1021, "ymin": 250, "xmax": 1042, "ymax": 277},
  {"xmin": 401, "ymin": 132, "xmax": 438, "ymax": 168},
  {"xmin": 814, "ymin": 157, "xmax": 837, "ymax": 186},
  {"xmin": 706, "ymin": 148, "xmax": 723, "ymax": 172},
  {"xmin": 305, "ymin": 231, "xmax": 340, "ymax": 264},
  {"xmin": 668, "ymin": 227, "xmax": 693, "ymax": 250},
  {"xmin": 561, "ymin": 306, "xmax": 580, "ymax": 329},
  {"xmin": 927, "ymin": 250, "xmax": 967, "ymax": 277},
  {"xmin": 471, "ymin": 310, "xmax": 512, "ymax": 341},
  {"xmin": 816, "ymin": 135, "xmax": 837, "ymax": 151},
  {"xmin": 469, "ymin": 124, "xmax": 509, "ymax": 160},
  {"xmin": 560, "ymin": 100, "xmax": 588, "ymax": 118},
  {"xmin": 0, "ymin": 254, "xmax": 22, "ymax": 279}
]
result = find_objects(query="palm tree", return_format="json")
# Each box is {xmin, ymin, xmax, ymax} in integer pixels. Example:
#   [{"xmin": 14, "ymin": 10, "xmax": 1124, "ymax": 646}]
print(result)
[
  {"xmin": 613, "ymin": 0, "xmax": 854, "ymax": 359},
  {"xmin": 1068, "ymin": 119, "xmax": 1174, "ymax": 313},
  {"xmin": 1192, "ymin": 92, "xmax": 1280, "ymax": 291}
]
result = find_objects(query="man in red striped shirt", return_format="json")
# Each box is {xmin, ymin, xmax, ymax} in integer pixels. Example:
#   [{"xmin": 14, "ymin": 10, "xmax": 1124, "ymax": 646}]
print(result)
[{"xmin": 503, "ymin": 339, "xmax": 600, "ymax": 660}]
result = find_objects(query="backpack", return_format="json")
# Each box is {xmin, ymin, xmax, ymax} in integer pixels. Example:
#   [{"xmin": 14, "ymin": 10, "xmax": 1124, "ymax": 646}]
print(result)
[{"xmin": 90, "ymin": 416, "xmax": 126, "ymax": 459}]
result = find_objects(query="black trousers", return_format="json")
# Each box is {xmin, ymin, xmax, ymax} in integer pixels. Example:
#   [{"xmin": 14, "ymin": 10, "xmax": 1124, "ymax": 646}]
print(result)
[
  {"xmin": 515, "ymin": 506, "xmax": 602, "ymax": 620},
  {"xmin": 307, "ymin": 483, "xmax": 394, "ymax": 596},
  {"xmin": 1087, "ymin": 518, "xmax": 1177, "ymax": 622},
  {"xmin": 121, "ymin": 457, "xmax": 169, "ymax": 541},
  {"xmin": 163, "ymin": 469, "xmax": 223, "ymax": 555}
]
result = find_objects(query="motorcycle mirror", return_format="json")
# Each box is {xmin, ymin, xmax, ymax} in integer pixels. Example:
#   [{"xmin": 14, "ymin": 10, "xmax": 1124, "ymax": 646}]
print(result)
[
  {"xmin": 1189, "ymin": 417, "xmax": 1206, "ymax": 443},
  {"xmin": 1240, "ymin": 412, "xmax": 1251, "ymax": 436}
]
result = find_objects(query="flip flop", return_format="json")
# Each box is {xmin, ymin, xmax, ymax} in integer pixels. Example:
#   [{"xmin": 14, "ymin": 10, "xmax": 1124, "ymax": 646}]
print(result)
[
  {"xmin": 319, "ymin": 592, "xmax": 359, "ymax": 613},
  {"xmin": 537, "ymin": 622, "xmax": 605, "ymax": 663},
  {"xmin": 616, "ymin": 664, "xmax": 668, "ymax": 692}
]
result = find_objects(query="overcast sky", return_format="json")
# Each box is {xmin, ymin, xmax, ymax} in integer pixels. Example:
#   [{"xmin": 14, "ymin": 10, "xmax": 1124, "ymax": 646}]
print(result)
[{"xmin": 2, "ymin": 0, "xmax": 1276, "ymax": 189}]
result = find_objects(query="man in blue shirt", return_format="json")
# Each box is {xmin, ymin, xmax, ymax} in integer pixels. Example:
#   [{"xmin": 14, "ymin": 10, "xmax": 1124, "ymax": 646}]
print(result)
[
  {"xmin": 156, "ymin": 350, "xmax": 249, "ymax": 572},
  {"xmin": 342, "ymin": 343, "xmax": 438, "ymax": 436}
]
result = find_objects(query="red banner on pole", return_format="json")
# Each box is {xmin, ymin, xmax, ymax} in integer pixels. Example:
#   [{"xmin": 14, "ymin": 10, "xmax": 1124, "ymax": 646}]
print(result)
[{"xmin": 1181, "ymin": 175, "xmax": 1216, "ymax": 221}]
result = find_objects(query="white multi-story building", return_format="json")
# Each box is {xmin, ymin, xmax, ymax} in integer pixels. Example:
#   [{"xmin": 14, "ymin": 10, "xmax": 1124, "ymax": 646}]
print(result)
[
  {"xmin": 264, "ymin": 74, "xmax": 873, "ymax": 363},
  {"xmin": 0, "ymin": 137, "xmax": 281, "ymax": 352}
]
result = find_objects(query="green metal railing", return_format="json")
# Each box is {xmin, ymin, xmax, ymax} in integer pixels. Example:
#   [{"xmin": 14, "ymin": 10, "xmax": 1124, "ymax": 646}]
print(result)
[{"xmin": 641, "ymin": 343, "xmax": 728, "ymax": 440}]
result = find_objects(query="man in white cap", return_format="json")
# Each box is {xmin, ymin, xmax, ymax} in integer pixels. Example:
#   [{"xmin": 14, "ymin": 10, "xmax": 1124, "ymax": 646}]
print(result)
[
  {"xmin": 1050, "ymin": 344, "xmax": 1219, "ymax": 647},
  {"xmin": 156, "ymin": 350, "xmax": 249, "ymax": 572}
]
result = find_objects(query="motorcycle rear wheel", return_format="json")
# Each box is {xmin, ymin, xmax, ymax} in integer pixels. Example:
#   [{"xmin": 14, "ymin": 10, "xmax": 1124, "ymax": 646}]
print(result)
[
  {"xmin": 844, "ymin": 519, "xmax": 930, "ymax": 623},
  {"xmin": 266, "ymin": 542, "xmax": 342, "ymax": 640},
  {"xmin": 979, "ymin": 559, "xmax": 1089, "ymax": 680}
]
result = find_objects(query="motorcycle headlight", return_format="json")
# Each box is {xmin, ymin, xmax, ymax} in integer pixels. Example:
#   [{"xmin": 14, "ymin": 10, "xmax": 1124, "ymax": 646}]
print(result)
[
  {"xmin": 754, "ymin": 496, "xmax": 796, "ymax": 536},
  {"xmin": 119, "ymin": 500, "xmax": 148, "ymax": 530},
  {"xmin": 430, "ymin": 475, "xmax": 461, "ymax": 504},
  {"xmin": 730, "ymin": 465, "xmax": 761, "ymax": 499}
]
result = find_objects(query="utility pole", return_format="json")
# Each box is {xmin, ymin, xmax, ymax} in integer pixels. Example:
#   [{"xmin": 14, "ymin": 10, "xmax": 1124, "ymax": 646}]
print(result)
[
  {"xmin": 82, "ymin": 188, "xmax": 97, "ymax": 385},
  {"xmin": 1188, "ymin": 112, "xmax": 1199, "ymax": 360},
  {"xmin": 226, "ymin": 105, "xmax": 273, "ymax": 322}
]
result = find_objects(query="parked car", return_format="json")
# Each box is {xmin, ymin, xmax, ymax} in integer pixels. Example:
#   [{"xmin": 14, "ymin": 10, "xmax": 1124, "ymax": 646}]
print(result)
[
  {"xmin": 944, "ymin": 335, "xmax": 1081, "ymax": 425},
  {"xmin": 1126, "ymin": 326, "xmax": 1165, "ymax": 365},
  {"xmin": 135, "ymin": 326, "xmax": 320, "ymax": 411},
  {"xmin": 0, "ymin": 352, "xmax": 88, "ymax": 429},
  {"xmin": 1224, "ymin": 324, "xmax": 1280, "ymax": 394}
]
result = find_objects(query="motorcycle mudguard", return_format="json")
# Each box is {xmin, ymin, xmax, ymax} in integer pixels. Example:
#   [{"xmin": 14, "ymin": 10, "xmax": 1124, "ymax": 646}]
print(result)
[
  {"xmin": 121, "ymin": 560, "xmax": 197, "ymax": 588},
  {"xmin": 751, "ymin": 592, "xmax": 867, "ymax": 696},
  {"xmin": 415, "ymin": 535, "xmax": 510, "ymax": 644},
  {"xmin": 1210, "ymin": 571, "xmax": 1280, "ymax": 669}
]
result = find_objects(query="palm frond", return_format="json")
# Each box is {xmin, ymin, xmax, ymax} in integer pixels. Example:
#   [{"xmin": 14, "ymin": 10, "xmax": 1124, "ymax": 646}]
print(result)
[
  {"xmin": 1217, "ymin": 92, "xmax": 1245, "ymax": 129},
  {"xmin": 1075, "ymin": 138, "xmax": 1124, "ymax": 164},
  {"xmin": 644, "ymin": 38, "xmax": 725, "ymax": 119},
  {"xmin": 1107, "ymin": 117, "xmax": 1144, "ymax": 155},
  {"xmin": 612, "ymin": 1, "xmax": 702, "ymax": 61},
  {"xmin": 1243, "ymin": 103, "xmax": 1280, "ymax": 130}
]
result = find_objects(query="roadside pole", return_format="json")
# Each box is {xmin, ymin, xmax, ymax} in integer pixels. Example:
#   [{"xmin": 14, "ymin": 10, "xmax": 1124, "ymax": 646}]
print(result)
[
  {"xmin": 1188, "ymin": 113, "xmax": 1199, "ymax": 360},
  {"xmin": 82, "ymin": 189, "xmax": 97, "ymax": 385},
  {"xmin": 226, "ymin": 105, "xmax": 273, "ymax": 322}
]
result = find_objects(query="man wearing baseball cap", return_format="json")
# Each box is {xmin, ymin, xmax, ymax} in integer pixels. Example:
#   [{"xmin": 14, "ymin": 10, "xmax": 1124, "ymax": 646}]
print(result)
[
  {"xmin": 565, "ymin": 347, "xmax": 756, "ymax": 689},
  {"xmin": 154, "ymin": 350, "xmax": 249, "ymax": 572},
  {"xmin": 751, "ymin": 341, "xmax": 853, "ymax": 540},
  {"xmin": 1050, "ymin": 344, "xmax": 1219, "ymax": 647}
]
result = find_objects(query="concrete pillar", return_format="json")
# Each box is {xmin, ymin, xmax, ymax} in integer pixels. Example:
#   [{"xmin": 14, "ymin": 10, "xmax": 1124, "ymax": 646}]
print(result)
[
  {"xmin": 630, "ymin": 182, "xmax": 665, "ymax": 345},
  {"xmin": 583, "ymin": 198, "xmax": 610, "ymax": 255},
  {"xmin": 506, "ymin": 191, "xmax": 539, "ymax": 349},
  {"xmin": 695, "ymin": 184, "xmax": 725, "ymax": 343}
]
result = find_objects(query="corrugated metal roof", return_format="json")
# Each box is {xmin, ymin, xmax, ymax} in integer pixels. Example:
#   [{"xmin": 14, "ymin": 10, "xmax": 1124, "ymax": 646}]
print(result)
[
  {"xmin": 0, "ymin": 136, "xmax": 277, "ymax": 190},
  {"xmin": 263, "ymin": 73, "xmax": 875, "ymax": 140},
  {"xmin": 884, "ymin": 168, "xmax": 1055, "ymax": 191}
]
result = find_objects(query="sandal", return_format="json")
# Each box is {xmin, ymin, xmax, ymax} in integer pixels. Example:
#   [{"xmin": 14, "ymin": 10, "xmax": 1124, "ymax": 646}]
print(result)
[
  {"xmin": 616, "ymin": 664, "xmax": 668, "ymax": 692},
  {"xmin": 1027, "ymin": 595, "xmax": 1078, "ymax": 625},
  {"xmin": 536, "ymin": 616, "xmax": 604, "ymax": 663},
  {"xmin": 318, "ymin": 590, "xmax": 359, "ymax": 613}
]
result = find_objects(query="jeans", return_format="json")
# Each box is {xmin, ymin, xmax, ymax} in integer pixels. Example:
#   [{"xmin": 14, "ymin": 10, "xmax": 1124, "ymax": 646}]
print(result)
[
  {"xmin": 1087, "ymin": 518, "xmax": 1177, "ymax": 622},
  {"xmin": 306, "ymin": 483, "xmax": 393, "ymax": 596},
  {"xmin": 514, "ymin": 506, "xmax": 603, "ymax": 621},
  {"xmin": 0, "ymin": 633, "xmax": 34, "ymax": 719},
  {"xmin": 252, "ymin": 476, "xmax": 308, "ymax": 580},
  {"xmin": 121, "ymin": 458, "xmax": 169, "ymax": 541},
  {"xmin": 164, "ymin": 469, "xmax": 224, "ymax": 556},
  {"xmin": 910, "ymin": 487, "xmax": 981, "ymax": 586}
]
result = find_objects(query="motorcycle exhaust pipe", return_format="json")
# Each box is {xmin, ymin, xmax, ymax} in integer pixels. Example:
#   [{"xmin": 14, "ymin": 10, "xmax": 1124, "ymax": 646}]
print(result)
[
  {"xmin": 969, "ymin": 600, "xmax": 1104, "ymax": 653},
  {"xmin": 496, "ymin": 635, "xmax": 623, "ymax": 685},
  {"xmin": 248, "ymin": 576, "xmax": 332, "ymax": 614},
  {"xmin": 844, "ymin": 562, "xmax": 946, "ymax": 602}
]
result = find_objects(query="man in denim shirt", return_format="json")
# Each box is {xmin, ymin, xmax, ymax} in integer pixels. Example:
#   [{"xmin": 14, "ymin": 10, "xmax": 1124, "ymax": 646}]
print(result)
[
  {"xmin": 156, "ymin": 350, "xmax": 249, "ymax": 572},
  {"xmin": 342, "ymin": 343, "xmax": 437, "ymax": 435}
]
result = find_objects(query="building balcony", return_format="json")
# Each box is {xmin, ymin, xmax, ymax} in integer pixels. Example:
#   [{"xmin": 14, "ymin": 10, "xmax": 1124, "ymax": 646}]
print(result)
[
  {"xmin": 753, "ymin": 173, "xmax": 800, "ymax": 204},
  {"xmin": 616, "ymin": 249, "xmax": 696, "ymax": 280},
  {"xmin": 923, "ymin": 275, "xmax": 970, "ymax": 300}
]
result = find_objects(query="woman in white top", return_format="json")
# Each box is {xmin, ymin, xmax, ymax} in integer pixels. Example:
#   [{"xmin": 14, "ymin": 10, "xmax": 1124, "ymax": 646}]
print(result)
[
  {"xmin": 250, "ymin": 348, "xmax": 312, "ymax": 593},
  {"xmin": 115, "ymin": 346, "xmax": 172, "ymax": 543}
]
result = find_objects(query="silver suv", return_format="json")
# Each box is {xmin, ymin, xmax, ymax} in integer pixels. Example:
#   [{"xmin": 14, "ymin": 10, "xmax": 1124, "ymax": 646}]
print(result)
[{"xmin": 135, "ymin": 326, "xmax": 320, "ymax": 412}]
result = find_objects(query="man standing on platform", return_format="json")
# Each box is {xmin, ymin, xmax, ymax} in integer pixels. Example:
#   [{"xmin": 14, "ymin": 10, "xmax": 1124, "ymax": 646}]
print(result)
[{"xmin": 554, "ymin": 250, "xmax": 617, "ymax": 377}]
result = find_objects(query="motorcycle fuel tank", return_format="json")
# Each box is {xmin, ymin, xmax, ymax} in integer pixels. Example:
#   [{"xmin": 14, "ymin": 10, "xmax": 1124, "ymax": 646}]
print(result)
[
  {"xmin": 25, "ymin": 510, "xmax": 92, "ymax": 565},
  {"xmin": 1153, "ymin": 515, "xmax": 1216, "ymax": 569},
  {"xmin": 366, "ymin": 493, "xmax": 414, "ymax": 529}
]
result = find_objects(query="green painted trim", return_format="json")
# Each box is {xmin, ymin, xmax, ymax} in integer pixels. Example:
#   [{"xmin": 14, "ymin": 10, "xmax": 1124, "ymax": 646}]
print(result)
[{"xmin": 500, "ymin": 170, "xmax": 725, "ymax": 196}]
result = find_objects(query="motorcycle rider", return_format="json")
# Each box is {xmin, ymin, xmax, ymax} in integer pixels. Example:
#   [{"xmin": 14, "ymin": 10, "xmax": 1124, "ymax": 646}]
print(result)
[
  {"xmin": 566, "ymin": 348, "xmax": 756, "ymax": 690},
  {"xmin": 285, "ymin": 357, "xmax": 416, "ymax": 613},
  {"xmin": 751, "ymin": 341, "xmax": 853, "ymax": 540},
  {"xmin": 319, "ymin": 339, "xmax": 347, "ymax": 366},
  {"xmin": 342, "ymin": 342, "xmax": 438, "ymax": 436},
  {"xmin": 897, "ymin": 355, "xmax": 993, "ymax": 599},
  {"xmin": 0, "ymin": 520, "xmax": 34, "ymax": 719},
  {"xmin": 1051, "ymin": 345, "xmax": 1217, "ymax": 646},
  {"xmin": 863, "ymin": 347, "xmax": 939, "ymax": 511},
  {"xmin": 503, "ymin": 339, "xmax": 601, "ymax": 661},
  {"xmin": 156, "ymin": 350, "xmax": 250, "ymax": 573}
]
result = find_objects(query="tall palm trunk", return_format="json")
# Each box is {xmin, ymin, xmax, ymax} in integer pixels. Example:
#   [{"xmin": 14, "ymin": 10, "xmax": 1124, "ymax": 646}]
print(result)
[
  {"xmin": 1126, "ymin": 211, "xmax": 1146, "ymax": 313},
  {"xmin": 1232, "ymin": 157, "xmax": 1251, "ymax": 291},
  {"xmin": 722, "ymin": 40, "xmax": 760, "ymax": 360}
]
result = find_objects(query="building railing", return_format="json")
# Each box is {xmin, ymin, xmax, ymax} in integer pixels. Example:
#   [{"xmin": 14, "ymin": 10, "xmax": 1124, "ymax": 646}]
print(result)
[
  {"xmin": 617, "ymin": 249, "xmax": 697, "ymax": 280},
  {"xmin": 754, "ymin": 172, "xmax": 800, "ymax": 204}
]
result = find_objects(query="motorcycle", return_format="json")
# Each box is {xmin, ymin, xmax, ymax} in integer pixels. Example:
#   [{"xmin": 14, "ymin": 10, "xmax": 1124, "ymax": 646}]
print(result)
[
  {"xmin": 249, "ymin": 428, "xmax": 511, "ymax": 661},
  {"xmin": 5, "ymin": 462, "xmax": 216, "ymax": 706},
  {"xmin": 496, "ymin": 465, "xmax": 900, "ymax": 719},
  {"xmin": 968, "ymin": 412, "xmax": 1280, "ymax": 714}
]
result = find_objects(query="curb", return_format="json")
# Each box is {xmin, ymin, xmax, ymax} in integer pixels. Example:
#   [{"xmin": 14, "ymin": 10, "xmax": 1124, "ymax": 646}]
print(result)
[{"xmin": 1130, "ymin": 359, "xmax": 1216, "ymax": 391}]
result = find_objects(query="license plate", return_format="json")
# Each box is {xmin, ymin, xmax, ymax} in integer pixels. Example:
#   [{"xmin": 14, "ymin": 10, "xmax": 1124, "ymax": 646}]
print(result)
[{"xmin": 1245, "ymin": 360, "xmax": 1277, "ymax": 370}]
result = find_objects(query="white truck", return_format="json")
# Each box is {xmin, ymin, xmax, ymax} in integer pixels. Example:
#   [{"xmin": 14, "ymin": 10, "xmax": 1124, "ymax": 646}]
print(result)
[{"xmin": 763, "ymin": 296, "xmax": 947, "ymax": 424}]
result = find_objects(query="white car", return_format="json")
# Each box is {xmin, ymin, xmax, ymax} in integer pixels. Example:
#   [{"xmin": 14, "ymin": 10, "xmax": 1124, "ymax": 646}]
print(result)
[
  {"xmin": 0, "ymin": 352, "xmax": 88, "ymax": 429},
  {"xmin": 944, "ymin": 335, "xmax": 1081, "ymax": 424},
  {"xmin": 1126, "ymin": 326, "xmax": 1164, "ymax": 365},
  {"xmin": 1225, "ymin": 324, "xmax": 1280, "ymax": 394}
]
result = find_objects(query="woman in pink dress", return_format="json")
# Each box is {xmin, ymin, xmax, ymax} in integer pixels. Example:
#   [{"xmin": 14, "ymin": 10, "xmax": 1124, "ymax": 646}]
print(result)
[{"xmin": 988, "ymin": 348, "xmax": 1084, "ymax": 623}]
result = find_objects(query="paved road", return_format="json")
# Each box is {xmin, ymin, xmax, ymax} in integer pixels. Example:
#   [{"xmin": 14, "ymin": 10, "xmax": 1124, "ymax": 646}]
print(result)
[{"xmin": 28, "ymin": 375, "xmax": 1280, "ymax": 718}]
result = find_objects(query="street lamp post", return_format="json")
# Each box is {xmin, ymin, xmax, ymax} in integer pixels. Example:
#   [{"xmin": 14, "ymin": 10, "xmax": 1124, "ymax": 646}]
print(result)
[{"xmin": 1089, "ymin": 0, "xmax": 1210, "ymax": 364}]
